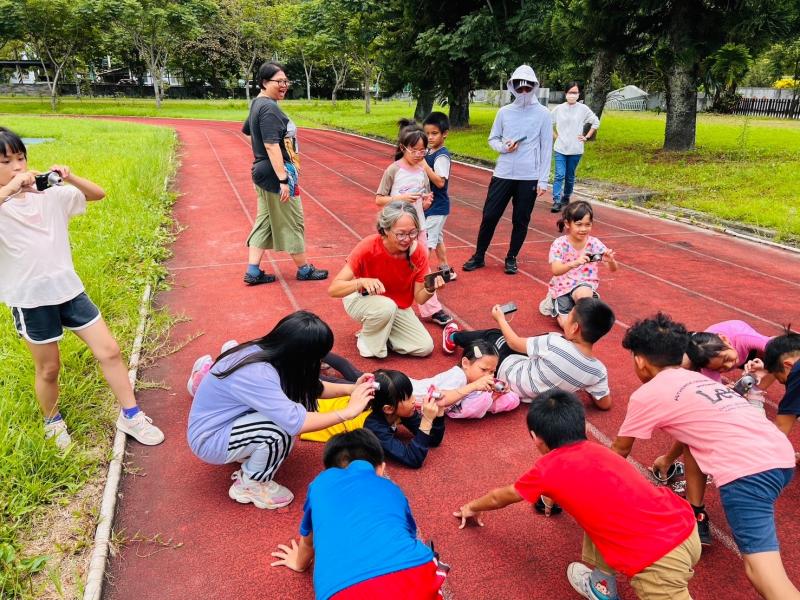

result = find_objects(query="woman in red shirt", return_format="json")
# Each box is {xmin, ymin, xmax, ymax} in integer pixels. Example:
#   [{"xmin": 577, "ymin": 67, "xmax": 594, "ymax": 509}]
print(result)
[{"xmin": 328, "ymin": 202, "xmax": 447, "ymax": 358}]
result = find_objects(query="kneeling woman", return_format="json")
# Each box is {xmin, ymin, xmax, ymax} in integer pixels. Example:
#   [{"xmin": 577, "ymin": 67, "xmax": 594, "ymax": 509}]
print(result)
[
  {"xmin": 328, "ymin": 201, "xmax": 446, "ymax": 358},
  {"xmin": 187, "ymin": 311, "xmax": 374, "ymax": 510}
]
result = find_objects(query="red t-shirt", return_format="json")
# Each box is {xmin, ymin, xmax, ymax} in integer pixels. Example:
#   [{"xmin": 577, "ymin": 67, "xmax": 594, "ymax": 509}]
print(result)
[
  {"xmin": 347, "ymin": 234, "xmax": 428, "ymax": 309},
  {"xmin": 514, "ymin": 441, "xmax": 695, "ymax": 577}
]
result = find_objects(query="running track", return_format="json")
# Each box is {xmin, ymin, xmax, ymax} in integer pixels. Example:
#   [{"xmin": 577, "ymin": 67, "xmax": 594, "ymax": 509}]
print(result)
[{"xmin": 105, "ymin": 119, "xmax": 800, "ymax": 600}]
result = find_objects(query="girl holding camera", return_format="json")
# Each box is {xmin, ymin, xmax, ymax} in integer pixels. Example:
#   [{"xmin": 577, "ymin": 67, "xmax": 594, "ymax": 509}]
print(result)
[
  {"xmin": 539, "ymin": 201, "xmax": 618, "ymax": 330},
  {"xmin": 328, "ymin": 202, "xmax": 446, "ymax": 359}
]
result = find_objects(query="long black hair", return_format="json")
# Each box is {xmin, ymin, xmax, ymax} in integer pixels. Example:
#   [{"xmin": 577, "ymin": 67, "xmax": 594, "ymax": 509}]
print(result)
[
  {"xmin": 0, "ymin": 127, "xmax": 27, "ymax": 157},
  {"xmin": 213, "ymin": 310, "xmax": 333, "ymax": 411}
]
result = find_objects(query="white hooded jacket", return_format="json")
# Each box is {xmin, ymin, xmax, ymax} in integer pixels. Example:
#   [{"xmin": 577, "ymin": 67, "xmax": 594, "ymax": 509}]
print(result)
[{"xmin": 487, "ymin": 65, "xmax": 552, "ymax": 187}]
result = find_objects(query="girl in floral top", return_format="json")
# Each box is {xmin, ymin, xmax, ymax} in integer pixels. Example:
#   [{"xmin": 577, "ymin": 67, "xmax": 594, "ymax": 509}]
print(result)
[{"xmin": 539, "ymin": 201, "xmax": 618, "ymax": 329}]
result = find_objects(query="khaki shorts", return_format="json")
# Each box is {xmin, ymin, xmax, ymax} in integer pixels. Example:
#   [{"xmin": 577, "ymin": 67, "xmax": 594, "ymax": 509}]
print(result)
[
  {"xmin": 246, "ymin": 186, "xmax": 305, "ymax": 254},
  {"xmin": 582, "ymin": 526, "xmax": 701, "ymax": 600}
]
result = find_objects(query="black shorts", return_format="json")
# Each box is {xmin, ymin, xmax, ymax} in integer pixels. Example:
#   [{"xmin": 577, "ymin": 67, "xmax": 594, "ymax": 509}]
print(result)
[
  {"xmin": 555, "ymin": 284, "xmax": 599, "ymax": 316},
  {"xmin": 11, "ymin": 292, "xmax": 101, "ymax": 344}
]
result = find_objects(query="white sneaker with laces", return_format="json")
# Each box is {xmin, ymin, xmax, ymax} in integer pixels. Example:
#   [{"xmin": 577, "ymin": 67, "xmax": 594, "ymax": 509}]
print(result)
[
  {"xmin": 228, "ymin": 470, "xmax": 294, "ymax": 509},
  {"xmin": 220, "ymin": 339, "xmax": 238, "ymax": 354},
  {"xmin": 44, "ymin": 419, "xmax": 72, "ymax": 450},
  {"xmin": 567, "ymin": 562, "xmax": 594, "ymax": 599},
  {"xmin": 187, "ymin": 354, "xmax": 213, "ymax": 397},
  {"xmin": 116, "ymin": 410, "xmax": 165, "ymax": 445},
  {"xmin": 539, "ymin": 294, "xmax": 556, "ymax": 317}
]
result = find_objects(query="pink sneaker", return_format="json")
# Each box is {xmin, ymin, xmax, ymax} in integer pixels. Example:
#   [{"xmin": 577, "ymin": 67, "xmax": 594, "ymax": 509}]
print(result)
[
  {"xmin": 187, "ymin": 354, "xmax": 212, "ymax": 397},
  {"xmin": 442, "ymin": 322, "xmax": 460, "ymax": 354},
  {"xmin": 228, "ymin": 470, "xmax": 294, "ymax": 509}
]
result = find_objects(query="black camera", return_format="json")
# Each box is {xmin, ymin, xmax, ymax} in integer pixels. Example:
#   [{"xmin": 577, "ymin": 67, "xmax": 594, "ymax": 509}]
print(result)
[
  {"xmin": 586, "ymin": 252, "xmax": 604, "ymax": 263},
  {"xmin": 34, "ymin": 171, "xmax": 63, "ymax": 191}
]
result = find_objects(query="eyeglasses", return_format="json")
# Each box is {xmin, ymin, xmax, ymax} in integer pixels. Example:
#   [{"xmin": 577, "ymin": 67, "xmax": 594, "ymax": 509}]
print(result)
[
  {"xmin": 269, "ymin": 79, "xmax": 290, "ymax": 86},
  {"xmin": 402, "ymin": 146, "xmax": 427, "ymax": 156},
  {"xmin": 391, "ymin": 229, "xmax": 419, "ymax": 241}
]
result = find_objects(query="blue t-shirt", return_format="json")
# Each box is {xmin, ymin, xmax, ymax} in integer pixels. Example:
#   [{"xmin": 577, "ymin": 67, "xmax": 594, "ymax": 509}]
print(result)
[
  {"xmin": 778, "ymin": 361, "xmax": 800, "ymax": 416},
  {"xmin": 424, "ymin": 146, "xmax": 451, "ymax": 217},
  {"xmin": 299, "ymin": 460, "xmax": 433, "ymax": 599}
]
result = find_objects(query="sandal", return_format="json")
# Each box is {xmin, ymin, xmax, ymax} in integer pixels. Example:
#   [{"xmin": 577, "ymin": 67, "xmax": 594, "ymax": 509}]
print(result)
[{"xmin": 534, "ymin": 496, "xmax": 563, "ymax": 515}]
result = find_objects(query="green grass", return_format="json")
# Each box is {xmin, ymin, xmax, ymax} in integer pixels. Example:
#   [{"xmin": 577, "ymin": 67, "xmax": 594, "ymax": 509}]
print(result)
[
  {"xmin": 2, "ymin": 96, "xmax": 796, "ymax": 240},
  {"xmin": 0, "ymin": 116, "xmax": 176, "ymax": 598}
]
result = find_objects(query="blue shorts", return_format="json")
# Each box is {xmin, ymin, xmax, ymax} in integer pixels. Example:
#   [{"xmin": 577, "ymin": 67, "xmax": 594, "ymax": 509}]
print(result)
[
  {"xmin": 718, "ymin": 467, "xmax": 794, "ymax": 554},
  {"xmin": 11, "ymin": 292, "xmax": 101, "ymax": 344}
]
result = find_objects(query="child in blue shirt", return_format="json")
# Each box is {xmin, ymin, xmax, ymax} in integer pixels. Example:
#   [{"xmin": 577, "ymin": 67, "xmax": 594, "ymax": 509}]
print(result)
[
  {"xmin": 764, "ymin": 330, "xmax": 800, "ymax": 438},
  {"xmin": 270, "ymin": 429, "xmax": 447, "ymax": 599},
  {"xmin": 422, "ymin": 112, "xmax": 455, "ymax": 278}
]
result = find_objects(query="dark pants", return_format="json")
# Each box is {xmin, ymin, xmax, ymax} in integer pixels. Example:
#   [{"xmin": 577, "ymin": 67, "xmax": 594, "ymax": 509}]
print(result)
[
  {"xmin": 474, "ymin": 177, "xmax": 537, "ymax": 260},
  {"xmin": 452, "ymin": 329, "xmax": 524, "ymax": 367},
  {"xmin": 322, "ymin": 352, "xmax": 363, "ymax": 384}
]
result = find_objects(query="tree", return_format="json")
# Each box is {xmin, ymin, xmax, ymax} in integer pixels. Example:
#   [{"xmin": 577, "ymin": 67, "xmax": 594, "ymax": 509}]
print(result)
[
  {"xmin": 106, "ymin": 0, "xmax": 215, "ymax": 108},
  {"xmin": 703, "ymin": 43, "xmax": 751, "ymax": 112},
  {"xmin": 284, "ymin": 0, "xmax": 328, "ymax": 100},
  {"xmin": 218, "ymin": 0, "xmax": 274, "ymax": 102}
]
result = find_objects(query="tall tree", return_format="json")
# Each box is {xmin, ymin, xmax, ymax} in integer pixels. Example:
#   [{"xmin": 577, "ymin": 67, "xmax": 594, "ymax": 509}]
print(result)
[
  {"xmin": 106, "ymin": 0, "xmax": 215, "ymax": 107},
  {"xmin": 284, "ymin": 0, "xmax": 327, "ymax": 100},
  {"xmin": 218, "ymin": 0, "xmax": 274, "ymax": 102}
]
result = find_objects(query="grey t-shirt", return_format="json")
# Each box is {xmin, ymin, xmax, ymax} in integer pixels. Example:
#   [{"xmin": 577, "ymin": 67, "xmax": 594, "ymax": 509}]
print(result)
[{"xmin": 242, "ymin": 96, "xmax": 291, "ymax": 193}]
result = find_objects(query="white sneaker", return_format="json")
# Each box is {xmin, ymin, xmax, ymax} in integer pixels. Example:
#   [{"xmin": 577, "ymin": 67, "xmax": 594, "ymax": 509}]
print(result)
[
  {"xmin": 44, "ymin": 419, "xmax": 72, "ymax": 450},
  {"xmin": 539, "ymin": 294, "xmax": 556, "ymax": 317},
  {"xmin": 228, "ymin": 470, "xmax": 294, "ymax": 509},
  {"xmin": 567, "ymin": 562, "xmax": 618, "ymax": 600},
  {"xmin": 116, "ymin": 410, "xmax": 165, "ymax": 445},
  {"xmin": 220, "ymin": 339, "xmax": 238, "ymax": 354},
  {"xmin": 187, "ymin": 354, "xmax": 213, "ymax": 397}
]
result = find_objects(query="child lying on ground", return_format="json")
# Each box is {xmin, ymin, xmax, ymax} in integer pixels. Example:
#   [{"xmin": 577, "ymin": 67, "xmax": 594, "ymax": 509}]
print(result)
[
  {"xmin": 454, "ymin": 389, "xmax": 700, "ymax": 600},
  {"xmin": 322, "ymin": 340, "xmax": 520, "ymax": 419},
  {"xmin": 364, "ymin": 369, "xmax": 445, "ymax": 468},
  {"xmin": 443, "ymin": 299, "xmax": 614, "ymax": 408},
  {"xmin": 270, "ymin": 428, "xmax": 448, "ymax": 599}
]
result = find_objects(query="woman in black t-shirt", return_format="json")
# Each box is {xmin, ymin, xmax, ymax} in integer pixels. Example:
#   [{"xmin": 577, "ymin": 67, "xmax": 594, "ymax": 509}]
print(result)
[{"xmin": 241, "ymin": 61, "xmax": 328, "ymax": 285}]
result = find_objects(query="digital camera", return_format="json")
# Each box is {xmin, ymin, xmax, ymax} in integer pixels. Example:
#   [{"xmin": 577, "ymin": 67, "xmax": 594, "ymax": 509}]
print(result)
[
  {"xmin": 732, "ymin": 374, "xmax": 756, "ymax": 396},
  {"xmin": 492, "ymin": 379, "xmax": 508, "ymax": 393},
  {"xmin": 34, "ymin": 171, "xmax": 63, "ymax": 191},
  {"xmin": 586, "ymin": 252, "xmax": 604, "ymax": 263}
]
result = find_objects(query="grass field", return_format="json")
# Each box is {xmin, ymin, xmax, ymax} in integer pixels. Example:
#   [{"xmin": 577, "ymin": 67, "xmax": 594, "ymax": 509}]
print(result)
[
  {"xmin": 0, "ymin": 116, "xmax": 176, "ymax": 598},
  {"xmin": 1, "ymin": 96, "xmax": 797, "ymax": 240}
]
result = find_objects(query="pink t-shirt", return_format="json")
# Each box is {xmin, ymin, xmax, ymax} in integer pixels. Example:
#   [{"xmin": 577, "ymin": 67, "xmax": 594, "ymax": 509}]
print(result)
[
  {"xmin": 700, "ymin": 320, "xmax": 773, "ymax": 382},
  {"xmin": 548, "ymin": 235, "xmax": 607, "ymax": 298},
  {"xmin": 619, "ymin": 368, "xmax": 795, "ymax": 486}
]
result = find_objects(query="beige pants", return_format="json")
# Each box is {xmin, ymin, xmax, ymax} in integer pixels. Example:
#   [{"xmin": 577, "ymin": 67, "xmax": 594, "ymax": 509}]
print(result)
[
  {"xmin": 582, "ymin": 525, "xmax": 701, "ymax": 600},
  {"xmin": 343, "ymin": 293, "xmax": 434, "ymax": 359}
]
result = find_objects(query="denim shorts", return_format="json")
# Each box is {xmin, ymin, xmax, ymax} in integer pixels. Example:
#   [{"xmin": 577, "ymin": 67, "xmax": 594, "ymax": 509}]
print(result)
[
  {"xmin": 11, "ymin": 292, "xmax": 101, "ymax": 344},
  {"xmin": 718, "ymin": 467, "xmax": 795, "ymax": 554}
]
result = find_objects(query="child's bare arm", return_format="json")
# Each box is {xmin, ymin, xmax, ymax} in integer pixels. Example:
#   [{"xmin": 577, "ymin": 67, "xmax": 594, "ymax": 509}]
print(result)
[
  {"xmin": 51, "ymin": 166, "xmax": 105, "ymax": 201},
  {"xmin": 423, "ymin": 161, "xmax": 446, "ymax": 189},
  {"xmin": 551, "ymin": 254, "xmax": 590, "ymax": 276},
  {"xmin": 454, "ymin": 484, "xmax": 523, "ymax": 529},
  {"xmin": 610, "ymin": 435, "xmax": 635, "ymax": 458},
  {"xmin": 270, "ymin": 534, "xmax": 314, "ymax": 572},
  {"xmin": 491, "ymin": 305, "xmax": 527, "ymax": 353}
]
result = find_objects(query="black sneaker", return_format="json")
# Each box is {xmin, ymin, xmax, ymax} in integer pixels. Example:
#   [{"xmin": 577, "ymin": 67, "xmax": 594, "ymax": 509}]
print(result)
[
  {"xmin": 429, "ymin": 310, "xmax": 453, "ymax": 326},
  {"xmin": 696, "ymin": 510, "xmax": 712, "ymax": 546},
  {"xmin": 550, "ymin": 202, "xmax": 563, "ymax": 214},
  {"xmin": 297, "ymin": 264, "xmax": 328, "ymax": 281},
  {"xmin": 534, "ymin": 496, "xmax": 562, "ymax": 515},
  {"xmin": 462, "ymin": 255, "xmax": 485, "ymax": 271},
  {"xmin": 504, "ymin": 256, "xmax": 518, "ymax": 275},
  {"xmin": 244, "ymin": 271, "xmax": 276, "ymax": 285}
]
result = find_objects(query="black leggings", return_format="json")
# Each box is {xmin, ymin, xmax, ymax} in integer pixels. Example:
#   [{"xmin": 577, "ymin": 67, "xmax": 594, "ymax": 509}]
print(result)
[
  {"xmin": 474, "ymin": 177, "xmax": 537, "ymax": 260},
  {"xmin": 452, "ymin": 329, "xmax": 523, "ymax": 366},
  {"xmin": 322, "ymin": 353, "xmax": 363, "ymax": 384}
]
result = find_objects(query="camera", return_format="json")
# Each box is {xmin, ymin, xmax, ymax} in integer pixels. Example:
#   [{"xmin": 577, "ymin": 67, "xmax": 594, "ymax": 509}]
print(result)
[
  {"xmin": 498, "ymin": 302, "xmax": 517, "ymax": 315},
  {"xmin": 492, "ymin": 379, "xmax": 508, "ymax": 393},
  {"xmin": 34, "ymin": 171, "xmax": 63, "ymax": 191},
  {"xmin": 424, "ymin": 268, "xmax": 453, "ymax": 292},
  {"xmin": 367, "ymin": 381, "xmax": 381, "ymax": 391},
  {"xmin": 732, "ymin": 374, "xmax": 756, "ymax": 396},
  {"xmin": 586, "ymin": 252, "xmax": 604, "ymax": 263}
]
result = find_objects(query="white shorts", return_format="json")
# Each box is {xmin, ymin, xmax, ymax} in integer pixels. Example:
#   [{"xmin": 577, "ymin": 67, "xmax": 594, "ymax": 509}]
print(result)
[{"xmin": 424, "ymin": 215, "xmax": 448, "ymax": 250}]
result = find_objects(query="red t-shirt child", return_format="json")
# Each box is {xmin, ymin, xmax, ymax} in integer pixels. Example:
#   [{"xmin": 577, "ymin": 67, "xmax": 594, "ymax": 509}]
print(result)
[
  {"xmin": 514, "ymin": 440, "xmax": 695, "ymax": 577},
  {"xmin": 347, "ymin": 234, "xmax": 428, "ymax": 309}
]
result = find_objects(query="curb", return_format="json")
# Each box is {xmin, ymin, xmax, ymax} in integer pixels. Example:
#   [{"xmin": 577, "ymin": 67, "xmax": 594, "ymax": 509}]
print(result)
[{"xmin": 82, "ymin": 282, "xmax": 152, "ymax": 600}]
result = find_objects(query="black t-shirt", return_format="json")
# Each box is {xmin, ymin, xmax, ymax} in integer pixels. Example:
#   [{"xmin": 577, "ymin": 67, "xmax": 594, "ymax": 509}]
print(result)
[{"xmin": 242, "ymin": 97, "xmax": 291, "ymax": 193}]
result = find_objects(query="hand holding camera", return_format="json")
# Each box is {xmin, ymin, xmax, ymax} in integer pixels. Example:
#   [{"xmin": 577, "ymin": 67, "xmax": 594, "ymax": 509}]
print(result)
[
  {"xmin": 424, "ymin": 268, "xmax": 452, "ymax": 293},
  {"xmin": 347, "ymin": 379, "xmax": 378, "ymax": 418},
  {"xmin": 471, "ymin": 373, "xmax": 495, "ymax": 393},
  {"xmin": 491, "ymin": 302, "xmax": 516, "ymax": 323},
  {"xmin": 420, "ymin": 392, "xmax": 441, "ymax": 422},
  {"xmin": 359, "ymin": 277, "xmax": 385, "ymax": 296}
]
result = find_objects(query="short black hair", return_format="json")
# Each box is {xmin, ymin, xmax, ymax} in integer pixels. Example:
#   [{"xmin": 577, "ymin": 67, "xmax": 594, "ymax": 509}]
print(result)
[
  {"xmin": 369, "ymin": 369, "xmax": 413, "ymax": 413},
  {"xmin": 323, "ymin": 428, "xmax": 385, "ymax": 469},
  {"xmin": 256, "ymin": 61, "xmax": 285, "ymax": 90},
  {"xmin": 685, "ymin": 331, "xmax": 727, "ymax": 369},
  {"xmin": 574, "ymin": 297, "xmax": 615, "ymax": 343},
  {"xmin": 622, "ymin": 313, "xmax": 688, "ymax": 367},
  {"xmin": 422, "ymin": 111, "xmax": 450, "ymax": 132},
  {"xmin": 764, "ymin": 327, "xmax": 800, "ymax": 373},
  {"xmin": 564, "ymin": 81, "xmax": 581, "ymax": 95},
  {"xmin": 526, "ymin": 389, "xmax": 587, "ymax": 450},
  {"xmin": 0, "ymin": 127, "xmax": 27, "ymax": 157}
]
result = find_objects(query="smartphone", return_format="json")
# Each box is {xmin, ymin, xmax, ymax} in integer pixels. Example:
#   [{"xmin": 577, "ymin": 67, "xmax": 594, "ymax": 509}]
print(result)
[
  {"xmin": 499, "ymin": 301, "xmax": 517, "ymax": 315},
  {"xmin": 424, "ymin": 268, "xmax": 453, "ymax": 291}
]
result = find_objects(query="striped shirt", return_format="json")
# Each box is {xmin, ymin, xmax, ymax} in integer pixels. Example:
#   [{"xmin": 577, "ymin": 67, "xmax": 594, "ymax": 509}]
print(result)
[{"xmin": 498, "ymin": 333, "xmax": 608, "ymax": 402}]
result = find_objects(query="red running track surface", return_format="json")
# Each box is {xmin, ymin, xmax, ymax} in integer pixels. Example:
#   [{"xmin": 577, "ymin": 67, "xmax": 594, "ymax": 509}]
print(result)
[{"xmin": 104, "ymin": 120, "xmax": 800, "ymax": 600}]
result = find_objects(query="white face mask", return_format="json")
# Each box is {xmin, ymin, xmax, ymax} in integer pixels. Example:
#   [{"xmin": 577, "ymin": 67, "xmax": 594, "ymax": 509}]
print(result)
[{"xmin": 566, "ymin": 92, "xmax": 579, "ymax": 104}]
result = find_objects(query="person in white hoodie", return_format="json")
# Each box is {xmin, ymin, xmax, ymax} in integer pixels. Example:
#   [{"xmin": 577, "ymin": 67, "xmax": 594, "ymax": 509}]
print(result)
[
  {"xmin": 550, "ymin": 81, "xmax": 600, "ymax": 213},
  {"xmin": 463, "ymin": 65, "xmax": 552, "ymax": 275}
]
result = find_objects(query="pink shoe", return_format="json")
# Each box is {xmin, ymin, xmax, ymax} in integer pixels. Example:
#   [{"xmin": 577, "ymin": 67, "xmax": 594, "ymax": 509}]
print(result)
[
  {"xmin": 187, "ymin": 354, "xmax": 212, "ymax": 397},
  {"xmin": 442, "ymin": 322, "xmax": 460, "ymax": 354}
]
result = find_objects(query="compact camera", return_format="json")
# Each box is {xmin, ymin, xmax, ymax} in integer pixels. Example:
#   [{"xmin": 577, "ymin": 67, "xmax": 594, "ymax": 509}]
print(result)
[
  {"xmin": 423, "ymin": 268, "xmax": 454, "ymax": 292},
  {"xmin": 498, "ymin": 302, "xmax": 517, "ymax": 315},
  {"xmin": 492, "ymin": 379, "xmax": 508, "ymax": 393},
  {"xmin": 586, "ymin": 252, "xmax": 605, "ymax": 263},
  {"xmin": 732, "ymin": 374, "xmax": 757, "ymax": 396},
  {"xmin": 367, "ymin": 381, "xmax": 381, "ymax": 391},
  {"xmin": 34, "ymin": 171, "xmax": 63, "ymax": 191}
]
